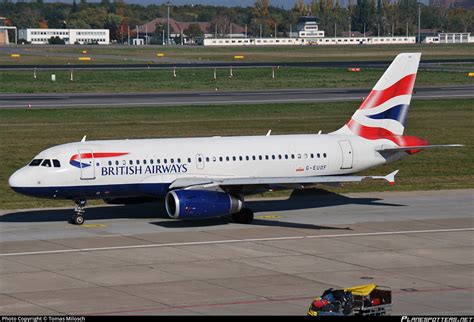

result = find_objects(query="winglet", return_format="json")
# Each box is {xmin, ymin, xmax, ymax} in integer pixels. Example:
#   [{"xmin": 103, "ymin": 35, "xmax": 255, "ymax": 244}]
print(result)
[{"xmin": 385, "ymin": 170, "xmax": 399, "ymax": 185}]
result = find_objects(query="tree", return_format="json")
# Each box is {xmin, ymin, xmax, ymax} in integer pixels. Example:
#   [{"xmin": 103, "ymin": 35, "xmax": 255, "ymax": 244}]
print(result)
[
  {"xmin": 48, "ymin": 36, "xmax": 65, "ymax": 44},
  {"xmin": 183, "ymin": 23, "xmax": 203, "ymax": 42}
]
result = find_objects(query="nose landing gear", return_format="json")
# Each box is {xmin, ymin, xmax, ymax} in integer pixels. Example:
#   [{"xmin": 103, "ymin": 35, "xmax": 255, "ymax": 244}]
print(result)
[{"xmin": 71, "ymin": 199, "xmax": 86, "ymax": 225}]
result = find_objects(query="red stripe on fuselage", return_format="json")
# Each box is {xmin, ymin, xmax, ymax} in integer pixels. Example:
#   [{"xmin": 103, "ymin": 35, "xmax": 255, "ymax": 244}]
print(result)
[
  {"xmin": 359, "ymin": 74, "xmax": 416, "ymax": 110},
  {"xmin": 70, "ymin": 152, "xmax": 129, "ymax": 161}
]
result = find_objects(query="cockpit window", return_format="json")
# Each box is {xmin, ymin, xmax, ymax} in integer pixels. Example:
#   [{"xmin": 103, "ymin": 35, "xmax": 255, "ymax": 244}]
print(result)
[
  {"xmin": 52, "ymin": 159, "xmax": 61, "ymax": 168},
  {"xmin": 41, "ymin": 159, "xmax": 52, "ymax": 167},
  {"xmin": 29, "ymin": 159, "xmax": 43, "ymax": 166}
]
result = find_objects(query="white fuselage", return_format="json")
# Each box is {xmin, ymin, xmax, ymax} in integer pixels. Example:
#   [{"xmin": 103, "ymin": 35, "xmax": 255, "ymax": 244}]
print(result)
[{"xmin": 9, "ymin": 133, "xmax": 392, "ymax": 200}]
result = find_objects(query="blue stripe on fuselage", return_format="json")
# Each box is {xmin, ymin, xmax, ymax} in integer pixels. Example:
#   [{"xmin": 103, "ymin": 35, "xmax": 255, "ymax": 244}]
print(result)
[{"xmin": 10, "ymin": 183, "xmax": 171, "ymax": 200}]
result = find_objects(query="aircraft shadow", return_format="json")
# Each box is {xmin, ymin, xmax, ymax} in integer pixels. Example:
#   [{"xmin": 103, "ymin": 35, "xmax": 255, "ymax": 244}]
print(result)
[{"xmin": 0, "ymin": 189, "xmax": 404, "ymax": 227}]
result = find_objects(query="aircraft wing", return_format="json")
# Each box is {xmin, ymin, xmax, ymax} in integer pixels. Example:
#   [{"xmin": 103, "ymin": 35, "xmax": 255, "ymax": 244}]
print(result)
[
  {"xmin": 168, "ymin": 170, "xmax": 399, "ymax": 191},
  {"xmin": 376, "ymin": 144, "xmax": 463, "ymax": 152}
]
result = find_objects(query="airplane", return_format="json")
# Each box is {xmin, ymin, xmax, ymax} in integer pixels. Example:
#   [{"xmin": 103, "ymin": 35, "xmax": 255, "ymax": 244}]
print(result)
[{"xmin": 9, "ymin": 53, "xmax": 462, "ymax": 225}]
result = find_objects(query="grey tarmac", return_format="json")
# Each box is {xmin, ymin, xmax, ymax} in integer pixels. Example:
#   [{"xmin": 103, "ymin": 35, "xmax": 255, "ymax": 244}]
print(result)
[
  {"xmin": 0, "ymin": 189, "xmax": 473, "ymax": 315},
  {"xmin": 1, "ymin": 85, "xmax": 474, "ymax": 109}
]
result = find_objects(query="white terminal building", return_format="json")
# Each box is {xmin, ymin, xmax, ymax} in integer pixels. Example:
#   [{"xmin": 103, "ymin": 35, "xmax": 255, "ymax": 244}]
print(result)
[
  {"xmin": 19, "ymin": 28, "xmax": 109, "ymax": 45},
  {"xmin": 204, "ymin": 16, "xmax": 416, "ymax": 46}
]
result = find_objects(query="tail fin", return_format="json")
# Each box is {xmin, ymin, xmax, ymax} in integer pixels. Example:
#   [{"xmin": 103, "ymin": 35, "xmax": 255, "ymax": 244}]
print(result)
[{"xmin": 335, "ymin": 53, "xmax": 421, "ymax": 137}]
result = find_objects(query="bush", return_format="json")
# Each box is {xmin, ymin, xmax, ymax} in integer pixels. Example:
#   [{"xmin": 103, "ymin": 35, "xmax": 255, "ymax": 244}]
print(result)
[{"xmin": 48, "ymin": 36, "xmax": 65, "ymax": 45}]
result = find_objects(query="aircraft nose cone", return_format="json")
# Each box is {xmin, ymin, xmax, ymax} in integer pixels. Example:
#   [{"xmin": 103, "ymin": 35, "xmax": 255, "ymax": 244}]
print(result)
[
  {"xmin": 8, "ymin": 169, "xmax": 30, "ymax": 194},
  {"xmin": 9, "ymin": 170, "xmax": 22, "ymax": 188}
]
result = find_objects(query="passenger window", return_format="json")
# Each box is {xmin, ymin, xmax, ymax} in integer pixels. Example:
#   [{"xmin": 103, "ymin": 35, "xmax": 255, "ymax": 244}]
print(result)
[
  {"xmin": 285, "ymin": 155, "xmax": 288, "ymax": 159},
  {"xmin": 317, "ymin": 153, "xmax": 320, "ymax": 158},
  {"xmin": 143, "ymin": 160, "xmax": 147, "ymax": 165},
  {"xmin": 291, "ymin": 154, "xmax": 295, "ymax": 159},
  {"xmin": 278, "ymin": 155, "xmax": 282, "ymax": 159},
  {"xmin": 311, "ymin": 153, "xmax": 314, "ymax": 158},
  {"xmin": 232, "ymin": 156, "xmax": 236, "ymax": 161},
  {"xmin": 323, "ymin": 153, "xmax": 327, "ymax": 158},
  {"xmin": 137, "ymin": 160, "xmax": 140, "ymax": 165},
  {"xmin": 171, "ymin": 158, "xmax": 174, "ymax": 163},
  {"xmin": 252, "ymin": 156, "xmax": 256, "ymax": 160},
  {"xmin": 150, "ymin": 159, "xmax": 154, "ymax": 164},
  {"xmin": 219, "ymin": 157, "xmax": 223, "ymax": 162},
  {"xmin": 115, "ymin": 160, "xmax": 119, "ymax": 166},
  {"xmin": 108, "ymin": 161, "xmax": 112, "ymax": 166},
  {"xmin": 213, "ymin": 157, "xmax": 217, "ymax": 162},
  {"xmin": 29, "ymin": 159, "xmax": 42, "ymax": 166},
  {"xmin": 198, "ymin": 157, "xmax": 202, "ymax": 162},
  {"xmin": 226, "ymin": 157, "xmax": 230, "ymax": 161},
  {"xmin": 53, "ymin": 159, "xmax": 61, "ymax": 167},
  {"xmin": 129, "ymin": 160, "xmax": 133, "ymax": 165},
  {"xmin": 188, "ymin": 158, "xmax": 191, "ymax": 163},
  {"xmin": 265, "ymin": 155, "xmax": 269, "ymax": 160},
  {"xmin": 246, "ymin": 156, "xmax": 249, "ymax": 161},
  {"xmin": 122, "ymin": 160, "xmax": 126, "ymax": 165},
  {"xmin": 259, "ymin": 156, "xmax": 262, "ymax": 160},
  {"xmin": 206, "ymin": 157, "xmax": 210, "ymax": 162},
  {"xmin": 164, "ymin": 159, "xmax": 167, "ymax": 164},
  {"xmin": 239, "ymin": 156, "xmax": 243, "ymax": 161},
  {"xmin": 271, "ymin": 155, "xmax": 275, "ymax": 160},
  {"xmin": 298, "ymin": 154, "xmax": 301, "ymax": 159},
  {"xmin": 178, "ymin": 158, "xmax": 181, "ymax": 163},
  {"xmin": 41, "ymin": 159, "xmax": 52, "ymax": 167}
]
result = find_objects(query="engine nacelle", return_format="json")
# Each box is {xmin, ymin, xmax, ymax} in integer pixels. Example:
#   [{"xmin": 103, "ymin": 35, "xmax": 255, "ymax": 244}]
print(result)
[{"xmin": 165, "ymin": 189, "xmax": 242, "ymax": 219}]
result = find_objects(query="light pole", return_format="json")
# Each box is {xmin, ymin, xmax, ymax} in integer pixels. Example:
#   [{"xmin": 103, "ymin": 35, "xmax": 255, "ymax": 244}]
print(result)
[
  {"xmin": 418, "ymin": 3, "xmax": 421, "ymax": 43},
  {"xmin": 166, "ymin": 1, "xmax": 171, "ymax": 45}
]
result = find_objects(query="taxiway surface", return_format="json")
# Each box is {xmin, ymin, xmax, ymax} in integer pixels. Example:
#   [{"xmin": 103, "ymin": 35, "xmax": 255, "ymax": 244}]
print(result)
[
  {"xmin": 0, "ymin": 189, "xmax": 473, "ymax": 315},
  {"xmin": 1, "ymin": 85, "xmax": 474, "ymax": 109}
]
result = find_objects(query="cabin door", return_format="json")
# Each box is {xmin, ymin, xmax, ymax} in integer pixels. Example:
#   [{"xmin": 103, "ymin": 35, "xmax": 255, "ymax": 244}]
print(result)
[{"xmin": 78, "ymin": 149, "xmax": 96, "ymax": 180}]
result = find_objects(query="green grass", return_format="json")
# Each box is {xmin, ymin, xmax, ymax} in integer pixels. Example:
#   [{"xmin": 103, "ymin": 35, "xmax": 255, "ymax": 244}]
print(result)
[
  {"xmin": 1, "ymin": 67, "xmax": 472, "ymax": 94},
  {"xmin": 2, "ymin": 43, "xmax": 474, "ymax": 64},
  {"xmin": 1, "ymin": 99, "xmax": 473, "ymax": 209}
]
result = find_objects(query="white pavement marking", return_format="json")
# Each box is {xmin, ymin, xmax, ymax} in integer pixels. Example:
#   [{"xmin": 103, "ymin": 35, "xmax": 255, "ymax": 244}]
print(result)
[{"xmin": 1, "ymin": 227, "xmax": 472, "ymax": 257}]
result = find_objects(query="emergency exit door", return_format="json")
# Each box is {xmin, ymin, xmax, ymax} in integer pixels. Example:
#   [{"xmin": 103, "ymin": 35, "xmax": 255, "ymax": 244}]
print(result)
[{"xmin": 338, "ymin": 141, "xmax": 353, "ymax": 169}]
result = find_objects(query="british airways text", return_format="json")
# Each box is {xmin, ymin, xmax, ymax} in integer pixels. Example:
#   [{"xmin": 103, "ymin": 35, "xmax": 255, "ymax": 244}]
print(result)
[{"xmin": 101, "ymin": 164, "xmax": 188, "ymax": 176}]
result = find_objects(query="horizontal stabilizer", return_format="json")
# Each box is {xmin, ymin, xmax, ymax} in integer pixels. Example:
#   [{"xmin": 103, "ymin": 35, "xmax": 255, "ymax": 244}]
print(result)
[{"xmin": 376, "ymin": 144, "xmax": 464, "ymax": 152}]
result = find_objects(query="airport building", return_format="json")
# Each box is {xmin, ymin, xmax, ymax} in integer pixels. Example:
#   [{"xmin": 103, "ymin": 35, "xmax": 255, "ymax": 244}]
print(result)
[
  {"xmin": 0, "ymin": 16, "xmax": 17, "ymax": 45},
  {"xmin": 135, "ymin": 18, "xmax": 245, "ymax": 45},
  {"xmin": 203, "ymin": 17, "xmax": 415, "ymax": 46},
  {"xmin": 423, "ymin": 32, "xmax": 474, "ymax": 44},
  {"xmin": 18, "ymin": 28, "xmax": 110, "ymax": 45}
]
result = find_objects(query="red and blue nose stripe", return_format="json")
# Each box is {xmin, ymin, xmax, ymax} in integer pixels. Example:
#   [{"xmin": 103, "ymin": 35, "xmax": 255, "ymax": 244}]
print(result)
[{"xmin": 70, "ymin": 152, "xmax": 129, "ymax": 168}]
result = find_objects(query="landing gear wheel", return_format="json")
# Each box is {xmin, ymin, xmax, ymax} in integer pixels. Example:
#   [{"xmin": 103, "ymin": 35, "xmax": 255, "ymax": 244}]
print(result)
[
  {"xmin": 232, "ymin": 208, "xmax": 254, "ymax": 224},
  {"xmin": 72, "ymin": 214, "xmax": 84, "ymax": 225},
  {"xmin": 71, "ymin": 199, "xmax": 87, "ymax": 225}
]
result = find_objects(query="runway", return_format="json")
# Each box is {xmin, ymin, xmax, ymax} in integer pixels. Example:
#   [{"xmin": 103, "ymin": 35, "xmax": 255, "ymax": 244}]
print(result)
[
  {"xmin": 0, "ymin": 189, "xmax": 472, "ymax": 315},
  {"xmin": 1, "ymin": 58, "xmax": 474, "ymax": 70},
  {"xmin": 1, "ymin": 85, "xmax": 474, "ymax": 109}
]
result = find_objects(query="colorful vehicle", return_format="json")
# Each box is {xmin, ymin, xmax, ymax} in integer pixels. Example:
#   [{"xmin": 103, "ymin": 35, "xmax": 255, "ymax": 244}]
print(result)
[{"xmin": 307, "ymin": 284, "xmax": 392, "ymax": 316}]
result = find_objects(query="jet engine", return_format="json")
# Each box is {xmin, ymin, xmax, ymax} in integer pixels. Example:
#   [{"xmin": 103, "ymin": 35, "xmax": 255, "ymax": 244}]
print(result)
[{"xmin": 165, "ymin": 189, "xmax": 242, "ymax": 219}]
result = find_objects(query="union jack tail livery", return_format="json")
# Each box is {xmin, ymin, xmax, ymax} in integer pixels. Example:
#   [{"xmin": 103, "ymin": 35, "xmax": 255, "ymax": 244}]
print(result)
[{"xmin": 335, "ymin": 53, "xmax": 426, "ymax": 150}]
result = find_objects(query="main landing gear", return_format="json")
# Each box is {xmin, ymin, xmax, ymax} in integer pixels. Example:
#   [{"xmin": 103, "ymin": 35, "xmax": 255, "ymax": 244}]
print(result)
[
  {"xmin": 71, "ymin": 199, "xmax": 86, "ymax": 225},
  {"xmin": 232, "ymin": 208, "xmax": 254, "ymax": 224}
]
